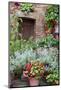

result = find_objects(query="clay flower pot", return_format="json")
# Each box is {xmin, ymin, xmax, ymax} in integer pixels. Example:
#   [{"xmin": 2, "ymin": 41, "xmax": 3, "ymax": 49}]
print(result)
[
  {"xmin": 45, "ymin": 25, "xmax": 52, "ymax": 35},
  {"xmin": 23, "ymin": 71, "xmax": 39, "ymax": 86},
  {"xmin": 53, "ymin": 22, "xmax": 59, "ymax": 40},
  {"xmin": 29, "ymin": 77, "xmax": 39, "ymax": 86}
]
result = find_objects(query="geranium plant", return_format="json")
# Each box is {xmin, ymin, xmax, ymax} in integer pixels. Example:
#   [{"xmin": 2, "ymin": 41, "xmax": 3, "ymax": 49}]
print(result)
[{"xmin": 23, "ymin": 61, "xmax": 45, "ymax": 79}]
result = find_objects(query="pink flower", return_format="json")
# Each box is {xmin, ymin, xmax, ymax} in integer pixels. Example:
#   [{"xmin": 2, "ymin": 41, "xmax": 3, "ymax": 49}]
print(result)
[{"xmin": 23, "ymin": 71, "xmax": 28, "ymax": 78}]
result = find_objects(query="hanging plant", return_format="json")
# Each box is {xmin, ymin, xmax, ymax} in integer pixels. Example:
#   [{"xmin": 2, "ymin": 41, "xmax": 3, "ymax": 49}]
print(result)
[
  {"xmin": 45, "ymin": 5, "xmax": 59, "ymax": 34},
  {"xmin": 45, "ymin": 5, "xmax": 59, "ymax": 25},
  {"xmin": 20, "ymin": 3, "xmax": 34, "ymax": 14}
]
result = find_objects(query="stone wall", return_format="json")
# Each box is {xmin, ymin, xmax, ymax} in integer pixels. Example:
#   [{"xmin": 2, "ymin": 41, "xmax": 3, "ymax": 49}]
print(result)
[{"xmin": 9, "ymin": 2, "xmax": 48, "ymax": 38}]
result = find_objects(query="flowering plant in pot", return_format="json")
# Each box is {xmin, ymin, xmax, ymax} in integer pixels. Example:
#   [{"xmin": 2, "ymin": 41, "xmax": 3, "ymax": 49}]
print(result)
[{"xmin": 23, "ymin": 61, "xmax": 45, "ymax": 86}]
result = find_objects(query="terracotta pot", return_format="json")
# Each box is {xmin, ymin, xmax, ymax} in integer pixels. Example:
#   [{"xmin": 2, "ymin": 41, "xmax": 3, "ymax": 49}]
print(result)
[
  {"xmin": 29, "ymin": 78, "xmax": 39, "ymax": 86},
  {"xmin": 45, "ymin": 25, "xmax": 52, "ymax": 35},
  {"xmin": 45, "ymin": 20, "xmax": 57, "ymax": 35},
  {"xmin": 54, "ymin": 34, "xmax": 59, "ymax": 40},
  {"xmin": 45, "ymin": 29, "xmax": 52, "ymax": 35},
  {"xmin": 53, "ymin": 22, "xmax": 59, "ymax": 40}
]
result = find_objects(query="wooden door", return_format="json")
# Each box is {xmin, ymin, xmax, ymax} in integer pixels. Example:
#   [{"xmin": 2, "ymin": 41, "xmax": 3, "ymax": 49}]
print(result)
[{"xmin": 21, "ymin": 18, "xmax": 35, "ymax": 39}]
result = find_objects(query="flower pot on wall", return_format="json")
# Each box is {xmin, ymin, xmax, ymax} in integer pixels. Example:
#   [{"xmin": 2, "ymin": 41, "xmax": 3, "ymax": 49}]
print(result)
[
  {"xmin": 45, "ymin": 29, "xmax": 52, "ymax": 35},
  {"xmin": 45, "ymin": 20, "xmax": 57, "ymax": 35},
  {"xmin": 45, "ymin": 25, "xmax": 52, "ymax": 35},
  {"xmin": 29, "ymin": 77, "xmax": 39, "ymax": 86},
  {"xmin": 53, "ymin": 22, "xmax": 59, "ymax": 40}
]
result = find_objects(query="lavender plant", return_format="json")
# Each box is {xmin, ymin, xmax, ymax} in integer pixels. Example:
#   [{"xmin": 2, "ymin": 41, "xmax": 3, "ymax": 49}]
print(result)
[{"xmin": 10, "ymin": 49, "xmax": 37, "ymax": 72}]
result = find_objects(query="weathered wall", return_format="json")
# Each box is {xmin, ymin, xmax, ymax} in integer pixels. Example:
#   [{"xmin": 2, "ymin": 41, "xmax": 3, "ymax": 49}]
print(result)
[
  {"xmin": 9, "ymin": 2, "xmax": 48, "ymax": 38},
  {"xmin": 34, "ymin": 4, "xmax": 48, "ymax": 38}
]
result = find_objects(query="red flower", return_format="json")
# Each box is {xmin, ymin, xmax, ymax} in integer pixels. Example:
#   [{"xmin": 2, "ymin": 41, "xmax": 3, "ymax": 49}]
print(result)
[
  {"xmin": 40, "ymin": 63, "xmax": 44, "ymax": 67},
  {"xmin": 25, "ymin": 63, "xmax": 32, "ymax": 72}
]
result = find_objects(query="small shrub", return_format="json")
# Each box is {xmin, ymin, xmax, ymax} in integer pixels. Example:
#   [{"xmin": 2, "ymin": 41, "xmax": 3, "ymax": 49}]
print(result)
[
  {"xmin": 21, "ymin": 3, "xmax": 34, "ymax": 13},
  {"xmin": 46, "ymin": 69, "xmax": 59, "ymax": 84},
  {"xmin": 37, "ymin": 34, "xmax": 59, "ymax": 47},
  {"xmin": 10, "ymin": 49, "xmax": 37, "ymax": 73},
  {"xmin": 36, "ymin": 47, "xmax": 59, "ymax": 73},
  {"xmin": 45, "ymin": 5, "xmax": 59, "ymax": 29}
]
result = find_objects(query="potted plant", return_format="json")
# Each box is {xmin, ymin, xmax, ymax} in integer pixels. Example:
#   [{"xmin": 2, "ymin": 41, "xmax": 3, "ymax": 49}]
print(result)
[
  {"xmin": 46, "ymin": 70, "xmax": 59, "ymax": 85},
  {"xmin": 13, "ymin": 65, "xmax": 23, "ymax": 80},
  {"xmin": 20, "ymin": 3, "xmax": 34, "ymax": 14},
  {"xmin": 45, "ymin": 5, "xmax": 59, "ymax": 35},
  {"xmin": 23, "ymin": 61, "xmax": 45, "ymax": 86},
  {"xmin": 53, "ymin": 22, "xmax": 59, "ymax": 40}
]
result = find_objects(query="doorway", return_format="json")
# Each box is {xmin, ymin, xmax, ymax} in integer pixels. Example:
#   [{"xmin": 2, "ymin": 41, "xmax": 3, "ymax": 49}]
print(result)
[{"xmin": 19, "ymin": 18, "xmax": 35, "ymax": 39}]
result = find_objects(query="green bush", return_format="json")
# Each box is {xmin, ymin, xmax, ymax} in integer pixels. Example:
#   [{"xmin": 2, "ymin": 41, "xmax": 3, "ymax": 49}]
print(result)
[
  {"xmin": 21, "ymin": 3, "xmax": 33, "ymax": 13},
  {"xmin": 10, "ymin": 34, "xmax": 59, "ymax": 55},
  {"xmin": 10, "ymin": 14, "xmax": 22, "ymax": 55},
  {"xmin": 37, "ymin": 34, "xmax": 59, "ymax": 47},
  {"xmin": 45, "ymin": 5, "xmax": 59, "ymax": 29},
  {"xmin": 10, "ymin": 37, "xmax": 38, "ymax": 55},
  {"xmin": 46, "ymin": 69, "xmax": 59, "ymax": 84},
  {"xmin": 10, "ymin": 49, "xmax": 37, "ymax": 73}
]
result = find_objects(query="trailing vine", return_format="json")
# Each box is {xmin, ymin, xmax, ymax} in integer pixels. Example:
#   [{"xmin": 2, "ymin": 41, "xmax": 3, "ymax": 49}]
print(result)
[{"xmin": 45, "ymin": 5, "xmax": 59, "ymax": 29}]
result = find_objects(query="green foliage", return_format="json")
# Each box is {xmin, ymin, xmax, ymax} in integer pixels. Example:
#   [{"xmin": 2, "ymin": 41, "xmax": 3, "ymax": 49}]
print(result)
[
  {"xmin": 22, "ymin": 37, "xmax": 37, "ymax": 50},
  {"xmin": 10, "ymin": 40, "xmax": 21, "ymax": 55},
  {"xmin": 10, "ymin": 14, "xmax": 59, "ymax": 55},
  {"xmin": 10, "ymin": 37, "xmax": 38, "ymax": 55},
  {"xmin": 13, "ymin": 65, "xmax": 22, "ymax": 79},
  {"xmin": 37, "ymin": 47, "xmax": 58, "ymax": 65},
  {"xmin": 45, "ymin": 5, "xmax": 59, "ymax": 21},
  {"xmin": 10, "ymin": 49, "xmax": 37, "ymax": 72},
  {"xmin": 37, "ymin": 34, "xmax": 59, "ymax": 47},
  {"xmin": 10, "ymin": 34, "xmax": 59, "ymax": 56},
  {"xmin": 46, "ymin": 69, "xmax": 59, "ymax": 84},
  {"xmin": 36, "ymin": 46, "xmax": 59, "ymax": 84},
  {"xmin": 21, "ymin": 3, "xmax": 33, "ymax": 13},
  {"xmin": 10, "ymin": 14, "xmax": 23, "ymax": 55},
  {"xmin": 45, "ymin": 5, "xmax": 59, "ymax": 29}
]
